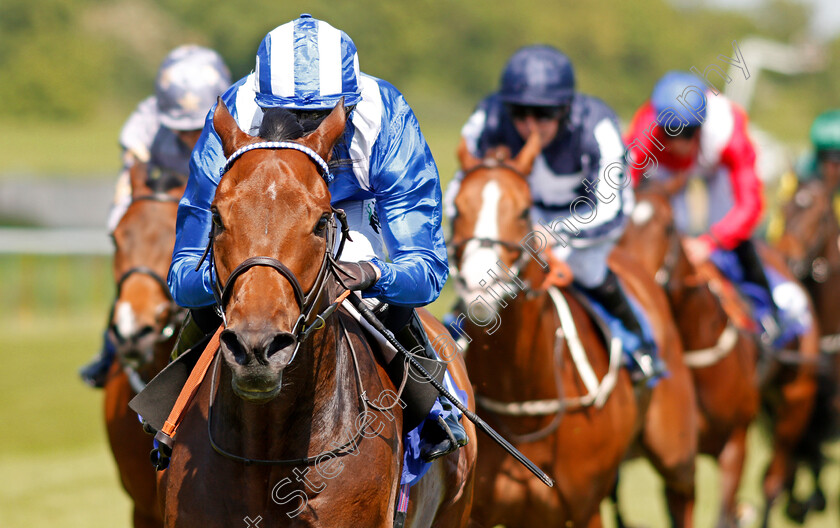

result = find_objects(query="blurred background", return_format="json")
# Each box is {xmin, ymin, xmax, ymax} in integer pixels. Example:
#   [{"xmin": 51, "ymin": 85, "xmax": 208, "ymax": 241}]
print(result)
[{"xmin": 1, "ymin": 0, "xmax": 839, "ymax": 526}]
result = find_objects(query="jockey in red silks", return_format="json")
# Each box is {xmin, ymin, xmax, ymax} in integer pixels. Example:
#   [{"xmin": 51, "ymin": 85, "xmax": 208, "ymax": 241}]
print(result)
[{"xmin": 625, "ymin": 71, "xmax": 788, "ymax": 343}]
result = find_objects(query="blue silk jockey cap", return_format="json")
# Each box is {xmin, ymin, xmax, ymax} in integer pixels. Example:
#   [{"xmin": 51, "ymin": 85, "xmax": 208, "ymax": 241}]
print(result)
[
  {"xmin": 254, "ymin": 14, "xmax": 362, "ymax": 110},
  {"xmin": 651, "ymin": 71, "xmax": 707, "ymax": 127}
]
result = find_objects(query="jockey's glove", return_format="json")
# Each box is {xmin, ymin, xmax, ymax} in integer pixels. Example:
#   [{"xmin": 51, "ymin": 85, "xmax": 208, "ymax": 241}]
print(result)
[{"xmin": 338, "ymin": 260, "xmax": 381, "ymax": 291}]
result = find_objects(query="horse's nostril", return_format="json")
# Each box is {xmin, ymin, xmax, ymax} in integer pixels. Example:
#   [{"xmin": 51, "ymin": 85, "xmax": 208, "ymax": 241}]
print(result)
[
  {"xmin": 110, "ymin": 326, "xmax": 125, "ymax": 345},
  {"xmin": 134, "ymin": 325, "xmax": 155, "ymax": 341},
  {"xmin": 266, "ymin": 333, "xmax": 296, "ymax": 360},
  {"xmin": 220, "ymin": 330, "xmax": 249, "ymax": 365}
]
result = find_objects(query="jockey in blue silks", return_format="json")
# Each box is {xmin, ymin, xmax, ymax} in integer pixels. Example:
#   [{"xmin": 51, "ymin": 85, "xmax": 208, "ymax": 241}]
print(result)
[
  {"xmin": 168, "ymin": 14, "xmax": 467, "ymax": 462},
  {"xmin": 80, "ymin": 45, "xmax": 231, "ymax": 388}
]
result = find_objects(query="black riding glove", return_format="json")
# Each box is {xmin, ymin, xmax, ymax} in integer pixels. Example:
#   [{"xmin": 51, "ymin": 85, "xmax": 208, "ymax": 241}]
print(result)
[{"xmin": 338, "ymin": 261, "xmax": 380, "ymax": 291}]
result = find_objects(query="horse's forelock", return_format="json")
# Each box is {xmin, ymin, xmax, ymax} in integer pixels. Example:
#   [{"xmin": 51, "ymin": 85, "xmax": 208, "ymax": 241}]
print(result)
[{"xmin": 257, "ymin": 108, "xmax": 306, "ymax": 142}]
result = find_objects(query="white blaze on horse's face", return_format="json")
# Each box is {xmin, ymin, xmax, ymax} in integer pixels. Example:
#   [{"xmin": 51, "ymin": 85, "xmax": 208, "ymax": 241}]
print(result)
[
  {"xmin": 460, "ymin": 180, "xmax": 502, "ymax": 296},
  {"xmin": 115, "ymin": 301, "xmax": 136, "ymax": 340}
]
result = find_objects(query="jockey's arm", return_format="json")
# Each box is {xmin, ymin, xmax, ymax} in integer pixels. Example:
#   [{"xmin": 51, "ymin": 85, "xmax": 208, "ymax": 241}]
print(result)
[
  {"xmin": 702, "ymin": 110, "xmax": 763, "ymax": 251},
  {"xmin": 624, "ymin": 103, "xmax": 659, "ymax": 187},
  {"xmin": 560, "ymin": 101, "xmax": 629, "ymax": 245},
  {"xmin": 366, "ymin": 87, "xmax": 448, "ymax": 307},
  {"xmin": 168, "ymin": 101, "xmax": 227, "ymax": 309}
]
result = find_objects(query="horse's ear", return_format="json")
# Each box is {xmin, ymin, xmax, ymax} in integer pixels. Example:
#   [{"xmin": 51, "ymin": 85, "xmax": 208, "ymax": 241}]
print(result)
[
  {"xmin": 213, "ymin": 98, "xmax": 251, "ymax": 158},
  {"xmin": 511, "ymin": 132, "xmax": 542, "ymax": 176},
  {"xmin": 128, "ymin": 160, "xmax": 151, "ymax": 198},
  {"xmin": 456, "ymin": 138, "xmax": 481, "ymax": 173},
  {"xmin": 305, "ymin": 98, "xmax": 347, "ymax": 162}
]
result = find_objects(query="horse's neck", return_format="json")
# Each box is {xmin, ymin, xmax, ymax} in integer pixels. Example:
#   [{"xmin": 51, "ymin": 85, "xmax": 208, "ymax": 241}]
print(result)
[
  {"xmin": 671, "ymin": 268, "xmax": 732, "ymax": 349},
  {"xmin": 465, "ymin": 279, "xmax": 560, "ymax": 401},
  {"xmin": 212, "ymin": 318, "xmax": 360, "ymax": 459}
]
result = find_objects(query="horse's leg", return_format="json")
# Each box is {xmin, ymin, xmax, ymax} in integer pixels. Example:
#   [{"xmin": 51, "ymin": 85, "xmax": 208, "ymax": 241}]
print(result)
[
  {"xmin": 133, "ymin": 507, "xmax": 164, "ymax": 528},
  {"xmin": 808, "ymin": 457, "xmax": 827, "ymax": 512},
  {"xmin": 608, "ymin": 474, "xmax": 629, "ymax": 528},
  {"xmin": 715, "ymin": 426, "xmax": 748, "ymax": 528},
  {"xmin": 761, "ymin": 358, "xmax": 818, "ymax": 527},
  {"xmin": 585, "ymin": 510, "xmax": 604, "ymax": 528},
  {"xmin": 760, "ymin": 388, "xmax": 811, "ymax": 528},
  {"xmin": 639, "ymin": 367, "xmax": 697, "ymax": 527}
]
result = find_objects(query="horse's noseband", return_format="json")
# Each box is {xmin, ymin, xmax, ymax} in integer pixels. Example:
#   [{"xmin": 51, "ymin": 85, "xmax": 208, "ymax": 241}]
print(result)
[
  {"xmin": 220, "ymin": 257, "xmax": 305, "ymax": 310},
  {"xmin": 197, "ymin": 141, "xmax": 350, "ymax": 352}
]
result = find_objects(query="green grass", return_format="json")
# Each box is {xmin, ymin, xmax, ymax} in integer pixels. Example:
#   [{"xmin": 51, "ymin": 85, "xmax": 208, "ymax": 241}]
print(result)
[
  {"xmin": 605, "ymin": 430, "xmax": 840, "ymax": 528},
  {"xmin": 0, "ymin": 115, "xmax": 124, "ymax": 176},
  {"xmin": 0, "ymin": 97, "xmax": 469, "ymax": 180},
  {"xmin": 0, "ymin": 313, "xmax": 130, "ymax": 527},
  {"xmin": 1, "ymin": 255, "xmax": 113, "ymax": 318}
]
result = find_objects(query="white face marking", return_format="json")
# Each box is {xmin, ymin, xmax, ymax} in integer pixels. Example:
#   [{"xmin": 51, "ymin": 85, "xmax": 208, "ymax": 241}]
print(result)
[
  {"xmin": 115, "ymin": 302, "xmax": 136, "ymax": 339},
  {"xmin": 461, "ymin": 181, "xmax": 502, "ymax": 291},
  {"xmin": 632, "ymin": 200, "xmax": 655, "ymax": 226},
  {"xmin": 267, "ymin": 181, "xmax": 277, "ymax": 201}
]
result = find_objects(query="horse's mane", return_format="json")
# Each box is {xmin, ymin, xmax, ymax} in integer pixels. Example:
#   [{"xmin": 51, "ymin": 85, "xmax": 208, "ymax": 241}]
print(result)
[{"xmin": 256, "ymin": 107, "xmax": 354, "ymax": 171}]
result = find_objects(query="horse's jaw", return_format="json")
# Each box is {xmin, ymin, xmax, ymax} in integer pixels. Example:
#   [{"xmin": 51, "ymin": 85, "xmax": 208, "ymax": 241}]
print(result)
[
  {"xmin": 219, "ymin": 326, "xmax": 300, "ymax": 403},
  {"xmin": 231, "ymin": 373, "xmax": 284, "ymax": 404}
]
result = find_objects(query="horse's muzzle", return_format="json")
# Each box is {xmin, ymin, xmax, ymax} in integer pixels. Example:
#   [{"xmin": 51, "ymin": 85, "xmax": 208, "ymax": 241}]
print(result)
[{"xmin": 219, "ymin": 328, "xmax": 297, "ymax": 402}]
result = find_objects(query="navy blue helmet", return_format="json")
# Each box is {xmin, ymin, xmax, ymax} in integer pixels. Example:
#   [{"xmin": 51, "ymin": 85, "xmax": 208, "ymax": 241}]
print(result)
[{"xmin": 499, "ymin": 45, "xmax": 575, "ymax": 107}]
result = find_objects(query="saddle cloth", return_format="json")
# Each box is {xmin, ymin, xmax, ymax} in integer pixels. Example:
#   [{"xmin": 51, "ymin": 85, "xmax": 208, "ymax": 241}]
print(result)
[{"xmin": 709, "ymin": 250, "xmax": 812, "ymax": 347}]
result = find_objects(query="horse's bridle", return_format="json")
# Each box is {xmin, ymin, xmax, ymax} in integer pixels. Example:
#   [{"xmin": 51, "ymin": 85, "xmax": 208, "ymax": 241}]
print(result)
[
  {"xmin": 785, "ymin": 190, "xmax": 838, "ymax": 282},
  {"xmin": 449, "ymin": 160, "xmax": 536, "ymax": 296},
  {"xmin": 197, "ymin": 141, "xmax": 392, "ymax": 465},
  {"xmin": 109, "ymin": 193, "xmax": 187, "ymax": 391},
  {"xmin": 196, "ymin": 141, "xmax": 352, "ymax": 364}
]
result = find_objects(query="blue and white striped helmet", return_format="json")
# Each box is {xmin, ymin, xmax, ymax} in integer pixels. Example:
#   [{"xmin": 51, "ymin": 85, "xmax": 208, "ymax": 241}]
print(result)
[
  {"xmin": 254, "ymin": 14, "xmax": 362, "ymax": 110},
  {"xmin": 155, "ymin": 45, "xmax": 232, "ymax": 130}
]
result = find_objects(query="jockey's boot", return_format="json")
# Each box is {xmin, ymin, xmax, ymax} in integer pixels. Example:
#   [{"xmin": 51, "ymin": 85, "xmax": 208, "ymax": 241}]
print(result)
[
  {"xmin": 734, "ymin": 240, "xmax": 782, "ymax": 345},
  {"xmin": 580, "ymin": 271, "xmax": 667, "ymax": 383},
  {"xmin": 381, "ymin": 306, "xmax": 468, "ymax": 462},
  {"xmin": 171, "ymin": 306, "xmax": 222, "ymax": 360},
  {"xmin": 79, "ymin": 331, "xmax": 117, "ymax": 388}
]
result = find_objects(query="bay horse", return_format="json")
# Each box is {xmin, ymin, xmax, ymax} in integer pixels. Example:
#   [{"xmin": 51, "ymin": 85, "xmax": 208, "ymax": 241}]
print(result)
[
  {"xmin": 621, "ymin": 190, "xmax": 760, "ymax": 528},
  {"xmin": 104, "ymin": 163, "xmax": 186, "ymax": 528},
  {"xmin": 450, "ymin": 138, "xmax": 697, "ymax": 527},
  {"xmin": 624, "ymin": 185, "xmax": 819, "ymax": 528},
  {"xmin": 156, "ymin": 99, "xmax": 477, "ymax": 527},
  {"xmin": 774, "ymin": 179, "xmax": 840, "ymax": 523}
]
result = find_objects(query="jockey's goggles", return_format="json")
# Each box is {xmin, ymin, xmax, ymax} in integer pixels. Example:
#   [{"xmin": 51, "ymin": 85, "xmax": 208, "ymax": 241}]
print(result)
[
  {"xmin": 671, "ymin": 124, "xmax": 701, "ymax": 139},
  {"xmin": 817, "ymin": 148, "xmax": 840, "ymax": 163}
]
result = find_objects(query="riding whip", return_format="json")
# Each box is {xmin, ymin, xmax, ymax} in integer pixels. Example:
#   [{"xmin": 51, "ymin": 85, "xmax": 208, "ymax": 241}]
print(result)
[{"xmin": 346, "ymin": 292, "xmax": 555, "ymax": 488}]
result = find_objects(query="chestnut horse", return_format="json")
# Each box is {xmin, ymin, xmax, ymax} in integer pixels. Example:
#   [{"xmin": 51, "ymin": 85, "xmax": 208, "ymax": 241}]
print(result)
[
  {"xmin": 104, "ymin": 165, "xmax": 186, "ymax": 528},
  {"xmin": 621, "ymin": 190, "xmax": 759, "ymax": 528},
  {"xmin": 623, "ymin": 187, "xmax": 819, "ymax": 527},
  {"xmin": 450, "ymin": 139, "xmax": 696, "ymax": 527},
  {"xmin": 774, "ymin": 179, "xmax": 840, "ymax": 523},
  {"xmin": 156, "ymin": 100, "xmax": 476, "ymax": 527}
]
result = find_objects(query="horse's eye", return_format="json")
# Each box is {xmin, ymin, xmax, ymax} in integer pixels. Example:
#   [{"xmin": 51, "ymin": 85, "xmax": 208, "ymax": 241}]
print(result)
[
  {"xmin": 314, "ymin": 214, "xmax": 329, "ymax": 235},
  {"xmin": 211, "ymin": 209, "xmax": 224, "ymax": 230},
  {"xmin": 519, "ymin": 208, "xmax": 530, "ymax": 220}
]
